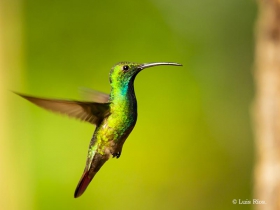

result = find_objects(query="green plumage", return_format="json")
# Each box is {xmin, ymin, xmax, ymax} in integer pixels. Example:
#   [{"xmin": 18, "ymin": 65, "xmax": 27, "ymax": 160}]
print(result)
[{"xmin": 16, "ymin": 61, "xmax": 182, "ymax": 198}]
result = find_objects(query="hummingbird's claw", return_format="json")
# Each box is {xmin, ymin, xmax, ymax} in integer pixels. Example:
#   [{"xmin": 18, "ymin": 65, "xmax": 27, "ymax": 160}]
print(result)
[{"xmin": 112, "ymin": 151, "xmax": 121, "ymax": 158}]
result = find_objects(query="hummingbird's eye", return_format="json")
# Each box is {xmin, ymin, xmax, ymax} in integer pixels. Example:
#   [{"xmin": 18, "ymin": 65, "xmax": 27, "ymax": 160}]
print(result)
[{"xmin": 122, "ymin": 65, "xmax": 129, "ymax": 71}]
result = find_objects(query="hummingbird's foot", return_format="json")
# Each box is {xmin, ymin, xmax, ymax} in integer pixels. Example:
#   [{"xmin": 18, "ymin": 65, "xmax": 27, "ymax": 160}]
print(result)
[{"xmin": 112, "ymin": 151, "xmax": 121, "ymax": 159}]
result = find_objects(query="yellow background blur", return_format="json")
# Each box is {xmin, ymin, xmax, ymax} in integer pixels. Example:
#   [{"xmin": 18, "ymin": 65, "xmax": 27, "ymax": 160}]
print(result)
[{"xmin": 1, "ymin": 0, "xmax": 256, "ymax": 209}]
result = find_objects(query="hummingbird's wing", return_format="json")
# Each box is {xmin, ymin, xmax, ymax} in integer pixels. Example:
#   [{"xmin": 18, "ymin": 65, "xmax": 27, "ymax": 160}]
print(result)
[
  {"xmin": 16, "ymin": 93, "xmax": 110, "ymax": 125},
  {"xmin": 79, "ymin": 87, "xmax": 110, "ymax": 103}
]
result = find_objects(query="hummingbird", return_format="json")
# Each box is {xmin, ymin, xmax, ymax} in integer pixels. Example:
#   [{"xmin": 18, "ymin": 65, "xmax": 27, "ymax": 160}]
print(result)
[{"xmin": 16, "ymin": 61, "xmax": 182, "ymax": 198}]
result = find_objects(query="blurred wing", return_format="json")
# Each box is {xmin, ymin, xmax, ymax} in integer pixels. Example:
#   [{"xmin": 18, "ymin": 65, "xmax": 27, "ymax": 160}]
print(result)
[
  {"xmin": 79, "ymin": 87, "xmax": 110, "ymax": 103},
  {"xmin": 16, "ymin": 93, "xmax": 110, "ymax": 125}
]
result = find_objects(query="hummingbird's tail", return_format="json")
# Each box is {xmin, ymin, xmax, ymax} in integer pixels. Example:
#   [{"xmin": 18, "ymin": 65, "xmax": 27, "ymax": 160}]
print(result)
[
  {"xmin": 74, "ymin": 153, "xmax": 108, "ymax": 198},
  {"xmin": 74, "ymin": 170, "xmax": 92, "ymax": 198},
  {"xmin": 74, "ymin": 171, "xmax": 94, "ymax": 198}
]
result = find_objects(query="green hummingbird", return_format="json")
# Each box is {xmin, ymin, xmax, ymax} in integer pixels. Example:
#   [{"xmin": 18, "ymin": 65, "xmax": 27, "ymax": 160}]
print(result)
[{"xmin": 16, "ymin": 61, "xmax": 182, "ymax": 198}]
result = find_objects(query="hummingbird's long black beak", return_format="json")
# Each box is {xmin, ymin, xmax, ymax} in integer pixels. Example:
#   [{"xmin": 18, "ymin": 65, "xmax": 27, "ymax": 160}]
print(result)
[{"xmin": 138, "ymin": 62, "xmax": 182, "ymax": 70}]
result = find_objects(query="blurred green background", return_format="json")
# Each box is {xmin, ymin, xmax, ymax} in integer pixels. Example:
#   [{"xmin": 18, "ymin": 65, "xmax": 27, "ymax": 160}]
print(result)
[{"xmin": 1, "ymin": 0, "xmax": 256, "ymax": 209}]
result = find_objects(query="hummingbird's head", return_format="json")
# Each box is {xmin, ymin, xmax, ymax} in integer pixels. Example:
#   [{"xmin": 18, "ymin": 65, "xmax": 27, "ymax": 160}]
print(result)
[
  {"xmin": 109, "ymin": 62, "xmax": 140, "ymax": 85},
  {"xmin": 109, "ymin": 61, "xmax": 182, "ymax": 86}
]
